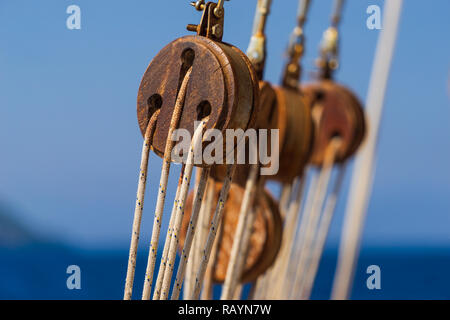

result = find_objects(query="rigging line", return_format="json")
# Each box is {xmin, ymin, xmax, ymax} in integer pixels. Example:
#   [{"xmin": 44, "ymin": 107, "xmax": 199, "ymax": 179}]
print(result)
[
  {"xmin": 254, "ymin": 177, "xmax": 304, "ymax": 299},
  {"xmin": 191, "ymin": 163, "xmax": 237, "ymax": 299},
  {"xmin": 331, "ymin": 0, "xmax": 345, "ymax": 27},
  {"xmin": 124, "ymin": 109, "xmax": 160, "ymax": 300},
  {"xmin": 182, "ymin": 169, "xmax": 200, "ymax": 299},
  {"xmin": 248, "ymin": 280, "xmax": 258, "ymax": 300},
  {"xmin": 161, "ymin": 119, "xmax": 210, "ymax": 300},
  {"xmin": 332, "ymin": 0, "xmax": 403, "ymax": 300},
  {"xmin": 221, "ymin": 161, "xmax": 260, "ymax": 300},
  {"xmin": 184, "ymin": 228, "xmax": 195, "ymax": 298},
  {"xmin": 317, "ymin": 0, "xmax": 346, "ymax": 80},
  {"xmin": 263, "ymin": 177, "xmax": 307, "ymax": 299},
  {"xmin": 268, "ymin": 174, "xmax": 308, "ymax": 299},
  {"xmin": 233, "ymin": 284, "xmax": 243, "ymax": 300},
  {"xmin": 296, "ymin": 0, "xmax": 311, "ymax": 27},
  {"xmin": 251, "ymin": 0, "xmax": 272, "ymax": 36},
  {"xmin": 279, "ymin": 182, "xmax": 293, "ymax": 219},
  {"xmin": 274, "ymin": 171, "xmax": 318, "ymax": 299},
  {"xmin": 300, "ymin": 164, "xmax": 347, "ymax": 300},
  {"xmin": 288, "ymin": 138, "xmax": 341, "ymax": 300},
  {"xmin": 141, "ymin": 67, "xmax": 193, "ymax": 300},
  {"xmin": 153, "ymin": 165, "xmax": 186, "ymax": 299},
  {"xmin": 250, "ymin": 264, "xmax": 270, "ymax": 300},
  {"xmin": 170, "ymin": 166, "xmax": 211, "ymax": 299},
  {"xmin": 197, "ymin": 178, "xmax": 215, "ymax": 299},
  {"xmin": 281, "ymin": 0, "xmax": 311, "ymax": 89},
  {"xmin": 201, "ymin": 217, "xmax": 223, "ymax": 300},
  {"xmin": 184, "ymin": 170, "xmax": 209, "ymax": 299},
  {"xmin": 247, "ymin": 0, "xmax": 273, "ymax": 78}
]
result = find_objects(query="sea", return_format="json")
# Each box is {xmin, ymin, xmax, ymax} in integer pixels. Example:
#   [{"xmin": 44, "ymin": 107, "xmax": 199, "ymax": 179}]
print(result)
[{"xmin": 1, "ymin": 244, "xmax": 449, "ymax": 300}]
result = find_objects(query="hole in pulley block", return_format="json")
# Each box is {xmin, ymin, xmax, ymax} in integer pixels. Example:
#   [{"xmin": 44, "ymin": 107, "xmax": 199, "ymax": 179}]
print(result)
[
  {"xmin": 315, "ymin": 89, "xmax": 325, "ymax": 103},
  {"xmin": 177, "ymin": 48, "xmax": 196, "ymax": 94},
  {"xmin": 330, "ymin": 130, "xmax": 341, "ymax": 140},
  {"xmin": 146, "ymin": 94, "xmax": 163, "ymax": 126},
  {"xmin": 197, "ymin": 100, "xmax": 212, "ymax": 121}
]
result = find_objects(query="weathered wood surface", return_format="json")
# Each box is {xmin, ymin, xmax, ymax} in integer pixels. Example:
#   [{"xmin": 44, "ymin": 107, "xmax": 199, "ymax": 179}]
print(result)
[
  {"xmin": 137, "ymin": 35, "xmax": 259, "ymax": 164},
  {"xmin": 180, "ymin": 182, "xmax": 282, "ymax": 284},
  {"xmin": 272, "ymin": 86, "xmax": 314, "ymax": 182},
  {"xmin": 304, "ymin": 80, "xmax": 366, "ymax": 165}
]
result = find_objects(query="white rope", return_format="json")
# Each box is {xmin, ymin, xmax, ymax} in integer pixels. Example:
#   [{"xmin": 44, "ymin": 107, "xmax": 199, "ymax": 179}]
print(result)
[
  {"xmin": 198, "ymin": 179, "xmax": 216, "ymax": 299},
  {"xmin": 160, "ymin": 120, "xmax": 209, "ymax": 300},
  {"xmin": 279, "ymin": 183, "xmax": 293, "ymax": 219},
  {"xmin": 300, "ymin": 165, "xmax": 346, "ymax": 299},
  {"xmin": 183, "ymin": 172, "xmax": 202, "ymax": 298},
  {"xmin": 153, "ymin": 167, "xmax": 185, "ymax": 299},
  {"xmin": 142, "ymin": 67, "xmax": 193, "ymax": 300},
  {"xmin": 124, "ymin": 110, "xmax": 159, "ymax": 300},
  {"xmin": 331, "ymin": 0, "xmax": 403, "ymax": 300},
  {"xmin": 269, "ymin": 175, "xmax": 309, "ymax": 299},
  {"xmin": 201, "ymin": 217, "xmax": 223, "ymax": 300},
  {"xmin": 191, "ymin": 164, "xmax": 237, "ymax": 299},
  {"xmin": 184, "ymin": 236, "xmax": 195, "ymax": 299},
  {"xmin": 289, "ymin": 139, "xmax": 340, "ymax": 299},
  {"xmin": 277, "ymin": 172, "xmax": 318, "ymax": 299},
  {"xmin": 170, "ymin": 164, "xmax": 211, "ymax": 299},
  {"xmin": 221, "ymin": 163, "xmax": 260, "ymax": 299}
]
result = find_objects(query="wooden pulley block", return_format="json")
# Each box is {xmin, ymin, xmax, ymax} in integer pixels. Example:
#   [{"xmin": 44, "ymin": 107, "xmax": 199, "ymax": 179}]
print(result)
[
  {"xmin": 209, "ymin": 81, "xmax": 277, "ymax": 187},
  {"xmin": 137, "ymin": 35, "xmax": 260, "ymax": 165},
  {"xmin": 270, "ymin": 87, "xmax": 314, "ymax": 182},
  {"xmin": 303, "ymin": 80, "xmax": 366, "ymax": 165},
  {"xmin": 179, "ymin": 182, "xmax": 282, "ymax": 283}
]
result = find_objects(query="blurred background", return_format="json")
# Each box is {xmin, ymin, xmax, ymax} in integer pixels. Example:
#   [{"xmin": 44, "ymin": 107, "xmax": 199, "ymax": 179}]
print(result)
[{"xmin": 0, "ymin": 0, "xmax": 449, "ymax": 299}]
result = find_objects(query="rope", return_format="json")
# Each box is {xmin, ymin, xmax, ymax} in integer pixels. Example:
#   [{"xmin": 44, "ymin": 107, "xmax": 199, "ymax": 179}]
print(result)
[
  {"xmin": 253, "ymin": 175, "xmax": 306, "ymax": 299},
  {"xmin": 184, "ymin": 171, "xmax": 209, "ymax": 299},
  {"xmin": 251, "ymin": 0, "xmax": 272, "ymax": 36},
  {"xmin": 191, "ymin": 164, "xmax": 237, "ymax": 299},
  {"xmin": 159, "ymin": 119, "xmax": 209, "ymax": 300},
  {"xmin": 201, "ymin": 218, "xmax": 223, "ymax": 300},
  {"xmin": 142, "ymin": 67, "xmax": 193, "ymax": 300},
  {"xmin": 268, "ymin": 175, "xmax": 308, "ymax": 299},
  {"xmin": 124, "ymin": 110, "xmax": 160, "ymax": 300},
  {"xmin": 289, "ymin": 138, "xmax": 341, "ymax": 299},
  {"xmin": 279, "ymin": 183, "xmax": 293, "ymax": 219},
  {"xmin": 171, "ymin": 157, "xmax": 211, "ymax": 299},
  {"xmin": 300, "ymin": 165, "xmax": 347, "ymax": 299},
  {"xmin": 331, "ymin": 0, "xmax": 345, "ymax": 27},
  {"xmin": 332, "ymin": 0, "xmax": 403, "ymax": 300},
  {"xmin": 153, "ymin": 166, "xmax": 186, "ymax": 299},
  {"xmin": 198, "ymin": 179, "xmax": 216, "ymax": 299},
  {"xmin": 221, "ymin": 162, "xmax": 260, "ymax": 299}
]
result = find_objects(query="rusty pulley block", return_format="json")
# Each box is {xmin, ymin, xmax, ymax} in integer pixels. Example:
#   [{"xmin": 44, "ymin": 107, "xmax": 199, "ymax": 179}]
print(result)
[
  {"xmin": 137, "ymin": 1, "xmax": 259, "ymax": 165},
  {"xmin": 209, "ymin": 81, "xmax": 314, "ymax": 185},
  {"xmin": 180, "ymin": 181, "xmax": 282, "ymax": 283},
  {"xmin": 251, "ymin": 81, "xmax": 314, "ymax": 183},
  {"xmin": 303, "ymin": 10, "xmax": 366, "ymax": 166},
  {"xmin": 208, "ymin": 81, "xmax": 278, "ymax": 186},
  {"xmin": 271, "ymin": 86, "xmax": 314, "ymax": 182},
  {"xmin": 303, "ymin": 80, "xmax": 366, "ymax": 166}
]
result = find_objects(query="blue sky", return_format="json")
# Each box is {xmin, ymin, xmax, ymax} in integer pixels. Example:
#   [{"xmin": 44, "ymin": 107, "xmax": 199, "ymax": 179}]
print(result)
[{"xmin": 0, "ymin": 0, "xmax": 449, "ymax": 249}]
